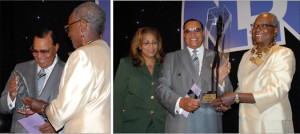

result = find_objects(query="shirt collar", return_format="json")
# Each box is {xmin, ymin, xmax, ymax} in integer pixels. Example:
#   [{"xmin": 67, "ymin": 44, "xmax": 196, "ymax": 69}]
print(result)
[{"xmin": 187, "ymin": 44, "xmax": 204, "ymax": 56}]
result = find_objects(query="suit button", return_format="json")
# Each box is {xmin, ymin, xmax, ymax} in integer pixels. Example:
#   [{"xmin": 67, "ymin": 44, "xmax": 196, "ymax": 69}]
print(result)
[
  {"xmin": 9, "ymin": 103, "xmax": 12, "ymax": 107},
  {"xmin": 122, "ymin": 109, "xmax": 126, "ymax": 112},
  {"xmin": 150, "ymin": 96, "xmax": 154, "ymax": 100},
  {"xmin": 150, "ymin": 110, "xmax": 154, "ymax": 114},
  {"xmin": 151, "ymin": 82, "xmax": 154, "ymax": 85},
  {"xmin": 176, "ymin": 110, "xmax": 179, "ymax": 114}
]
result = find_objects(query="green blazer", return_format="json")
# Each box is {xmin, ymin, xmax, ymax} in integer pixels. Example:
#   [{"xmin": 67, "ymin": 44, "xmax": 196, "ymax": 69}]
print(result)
[{"xmin": 114, "ymin": 57, "xmax": 166, "ymax": 133}]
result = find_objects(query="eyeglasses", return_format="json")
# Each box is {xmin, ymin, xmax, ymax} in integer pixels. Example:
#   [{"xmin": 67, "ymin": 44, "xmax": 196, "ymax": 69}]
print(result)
[
  {"xmin": 251, "ymin": 24, "xmax": 276, "ymax": 29},
  {"xmin": 184, "ymin": 27, "xmax": 202, "ymax": 35},
  {"xmin": 30, "ymin": 46, "xmax": 52, "ymax": 56},
  {"xmin": 142, "ymin": 41, "xmax": 158, "ymax": 46},
  {"xmin": 64, "ymin": 19, "xmax": 81, "ymax": 33}
]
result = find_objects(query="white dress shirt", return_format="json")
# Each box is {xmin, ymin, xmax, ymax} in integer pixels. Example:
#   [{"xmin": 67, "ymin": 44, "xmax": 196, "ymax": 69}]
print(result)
[{"xmin": 37, "ymin": 54, "xmax": 58, "ymax": 90}]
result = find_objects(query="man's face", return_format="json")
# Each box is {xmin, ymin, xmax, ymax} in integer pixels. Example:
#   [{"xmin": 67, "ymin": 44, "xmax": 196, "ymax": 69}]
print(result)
[
  {"xmin": 184, "ymin": 21, "xmax": 204, "ymax": 49},
  {"xmin": 67, "ymin": 12, "xmax": 82, "ymax": 49},
  {"xmin": 32, "ymin": 33, "xmax": 58, "ymax": 68}
]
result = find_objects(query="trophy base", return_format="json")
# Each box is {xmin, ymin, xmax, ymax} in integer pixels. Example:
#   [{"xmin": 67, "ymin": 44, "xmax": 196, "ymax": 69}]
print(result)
[{"xmin": 198, "ymin": 93, "xmax": 217, "ymax": 108}]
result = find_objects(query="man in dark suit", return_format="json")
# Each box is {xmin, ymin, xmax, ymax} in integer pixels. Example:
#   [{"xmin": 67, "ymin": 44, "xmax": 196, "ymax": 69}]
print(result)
[
  {"xmin": 156, "ymin": 19, "xmax": 233, "ymax": 133},
  {"xmin": 0, "ymin": 27, "xmax": 65, "ymax": 133}
]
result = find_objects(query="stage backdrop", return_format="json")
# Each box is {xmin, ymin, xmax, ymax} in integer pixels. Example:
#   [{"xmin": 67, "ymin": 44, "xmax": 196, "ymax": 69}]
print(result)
[{"xmin": 182, "ymin": 0, "xmax": 299, "ymax": 52}]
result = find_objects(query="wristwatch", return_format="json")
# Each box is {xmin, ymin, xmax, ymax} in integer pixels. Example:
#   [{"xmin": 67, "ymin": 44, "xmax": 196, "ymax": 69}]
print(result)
[
  {"xmin": 41, "ymin": 103, "xmax": 49, "ymax": 117},
  {"xmin": 235, "ymin": 92, "xmax": 240, "ymax": 103}
]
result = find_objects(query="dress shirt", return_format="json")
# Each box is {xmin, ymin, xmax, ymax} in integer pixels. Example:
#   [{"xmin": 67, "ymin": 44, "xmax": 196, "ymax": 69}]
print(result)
[
  {"xmin": 7, "ymin": 54, "xmax": 58, "ymax": 110},
  {"xmin": 187, "ymin": 45, "xmax": 204, "ymax": 75},
  {"xmin": 37, "ymin": 54, "xmax": 58, "ymax": 89}
]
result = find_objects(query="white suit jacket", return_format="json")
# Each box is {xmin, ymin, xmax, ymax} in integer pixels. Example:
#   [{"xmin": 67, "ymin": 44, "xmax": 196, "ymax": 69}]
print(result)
[
  {"xmin": 237, "ymin": 45, "xmax": 295, "ymax": 133},
  {"xmin": 46, "ymin": 40, "xmax": 111, "ymax": 133}
]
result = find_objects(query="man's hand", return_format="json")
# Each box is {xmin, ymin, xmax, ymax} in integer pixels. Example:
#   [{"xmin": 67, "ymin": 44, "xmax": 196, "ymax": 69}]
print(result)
[
  {"xmin": 23, "ymin": 97, "xmax": 47, "ymax": 114},
  {"xmin": 17, "ymin": 107, "xmax": 35, "ymax": 115},
  {"xmin": 8, "ymin": 76, "xmax": 18, "ymax": 101},
  {"xmin": 215, "ymin": 105, "xmax": 231, "ymax": 112},
  {"xmin": 39, "ymin": 122, "xmax": 56, "ymax": 133},
  {"xmin": 179, "ymin": 98, "xmax": 200, "ymax": 112},
  {"xmin": 212, "ymin": 58, "xmax": 231, "ymax": 84}
]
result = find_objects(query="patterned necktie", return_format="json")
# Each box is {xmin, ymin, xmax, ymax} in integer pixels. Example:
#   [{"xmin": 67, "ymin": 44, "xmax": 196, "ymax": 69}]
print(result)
[
  {"xmin": 37, "ymin": 69, "xmax": 46, "ymax": 96},
  {"xmin": 192, "ymin": 49, "xmax": 199, "ymax": 73}
]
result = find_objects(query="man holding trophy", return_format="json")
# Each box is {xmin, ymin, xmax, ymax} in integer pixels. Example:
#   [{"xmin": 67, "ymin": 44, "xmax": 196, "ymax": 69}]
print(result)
[
  {"xmin": 155, "ymin": 18, "xmax": 232, "ymax": 133},
  {"xmin": 0, "ymin": 27, "xmax": 65, "ymax": 133}
]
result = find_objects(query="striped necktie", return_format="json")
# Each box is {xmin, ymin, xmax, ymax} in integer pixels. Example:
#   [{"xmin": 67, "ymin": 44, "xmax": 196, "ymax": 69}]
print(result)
[
  {"xmin": 192, "ymin": 49, "xmax": 199, "ymax": 73},
  {"xmin": 37, "ymin": 69, "xmax": 46, "ymax": 96}
]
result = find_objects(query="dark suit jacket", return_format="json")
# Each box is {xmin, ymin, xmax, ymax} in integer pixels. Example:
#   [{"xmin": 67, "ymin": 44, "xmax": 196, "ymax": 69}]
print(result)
[
  {"xmin": 156, "ymin": 47, "xmax": 233, "ymax": 133},
  {"xmin": 0, "ymin": 58, "xmax": 65, "ymax": 133},
  {"xmin": 114, "ymin": 57, "xmax": 166, "ymax": 133}
]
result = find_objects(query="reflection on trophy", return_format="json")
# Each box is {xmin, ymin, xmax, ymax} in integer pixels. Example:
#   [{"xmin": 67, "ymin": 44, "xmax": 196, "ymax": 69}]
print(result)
[
  {"xmin": 13, "ymin": 71, "xmax": 30, "ymax": 111},
  {"xmin": 200, "ymin": 5, "xmax": 232, "ymax": 106}
]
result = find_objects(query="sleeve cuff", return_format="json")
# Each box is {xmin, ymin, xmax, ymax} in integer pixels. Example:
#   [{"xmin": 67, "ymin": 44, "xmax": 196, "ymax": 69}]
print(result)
[
  {"xmin": 7, "ymin": 93, "xmax": 16, "ymax": 110},
  {"xmin": 175, "ymin": 97, "xmax": 183, "ymax": 115},
  {"xmin": 218, "ymin": 81, "xmax": 225, "ymax": 92}
]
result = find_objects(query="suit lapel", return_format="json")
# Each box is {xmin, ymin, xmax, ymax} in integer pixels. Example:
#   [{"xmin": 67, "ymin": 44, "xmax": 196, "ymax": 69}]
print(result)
[
  {"xmin": 39, "ymin": 59, "xmax": 63, "ymax": 100},
  {"xmin": 136, "ymin": 63, "xmax": 150, "ymax": 78},
  {"xmin": 152, "ymin": 61, "xmax": 160, "ymax": 80},
  {"xmin": 200, "ymin": 49, "xmax": 214, "ymax": 92},
  {"xmin": 179, "ymin": 48, "xmax": 200, "ymax": 83},
  {"xmin": 28, "ymin": 62, "xmax": 38, "ymax": 99},
  {"xmin": 136, "ymin": 59, "xmax": 159, "ymax": 80}
]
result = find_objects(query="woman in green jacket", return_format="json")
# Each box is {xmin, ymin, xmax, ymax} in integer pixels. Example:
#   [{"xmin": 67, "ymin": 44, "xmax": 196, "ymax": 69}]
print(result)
[{"xmin": 114, "ymin": 27, "xmax": 166, "ymax": 133}]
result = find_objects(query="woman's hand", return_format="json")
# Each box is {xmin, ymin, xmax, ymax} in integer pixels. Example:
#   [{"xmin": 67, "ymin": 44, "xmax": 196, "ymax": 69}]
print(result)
[
  {"xmin": 23, "ymin": 96, "xmax": 47, "ymax": 114},
  {"xmin": 210, "ymin": 92, "xmax": 236, "ymax": 107}
]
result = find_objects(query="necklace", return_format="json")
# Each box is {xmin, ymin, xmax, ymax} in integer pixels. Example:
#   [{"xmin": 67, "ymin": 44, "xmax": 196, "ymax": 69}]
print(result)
[
  {"xmin": 86, "ymin": 38, "xmax": 100, "ymax": 45},
  {"xmin": 249, "ymin": 43, "xmax": 274, "ymax": 66}
]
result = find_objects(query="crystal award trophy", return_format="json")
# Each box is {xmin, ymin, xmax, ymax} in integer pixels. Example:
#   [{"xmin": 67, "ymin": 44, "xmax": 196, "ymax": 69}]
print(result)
[
  {"xmin": 13, "ymin": 71, "xmax": 31, "ymax": 111},
  {"xmin": 200, "ymin": 5, "xmax": 232, "ymax": 107}
]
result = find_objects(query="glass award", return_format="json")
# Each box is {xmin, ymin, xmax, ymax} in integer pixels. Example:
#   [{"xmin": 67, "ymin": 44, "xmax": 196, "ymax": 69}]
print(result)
[
  {"xmin": 13, "ymin": 71, "xmax": 31, "ymax": 111},
  {"xmin": 200, "ymin": 5, "xmax": 232, "ymax": 107}
]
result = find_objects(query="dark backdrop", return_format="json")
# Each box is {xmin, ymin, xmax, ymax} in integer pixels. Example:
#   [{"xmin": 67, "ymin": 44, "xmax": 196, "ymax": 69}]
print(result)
[
  {"xmin": 0, "ymin": 1, "xmax": 88, "ymax": 132},
  {"xmin": 113, "ymin": 1, "xmax": 300, "ymax": 133},
  {"xmin": 113, "ymin": 1, "xmax": 182, "ymax": 76}
]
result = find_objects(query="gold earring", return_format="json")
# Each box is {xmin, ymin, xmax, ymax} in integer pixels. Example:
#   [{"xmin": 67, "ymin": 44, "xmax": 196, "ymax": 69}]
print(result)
[{"xmin": 81, "ymin": 34, "xmax": 86, "ymax": 45}]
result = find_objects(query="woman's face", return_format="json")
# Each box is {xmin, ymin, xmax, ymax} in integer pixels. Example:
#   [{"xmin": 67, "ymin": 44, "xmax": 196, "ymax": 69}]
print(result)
[
  {"xmin": 141, "ymin": 33, "xmax": 158, "ymax": 59},
  {"xmin": 67, "ymin": 12, "xmax": 83, "ymax": 49},
  {"xmin": 252, "ymin": 14, "xmax": 278, "ymax": 45}
]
